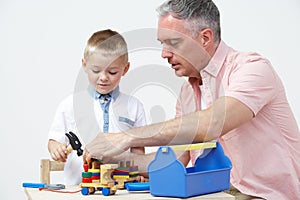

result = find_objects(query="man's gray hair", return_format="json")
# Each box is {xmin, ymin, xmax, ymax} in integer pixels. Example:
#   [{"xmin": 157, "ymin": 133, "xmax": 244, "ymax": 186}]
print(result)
[{"xmin": 157, "ymin": 0, "xmax": 221, "ymax": 43}]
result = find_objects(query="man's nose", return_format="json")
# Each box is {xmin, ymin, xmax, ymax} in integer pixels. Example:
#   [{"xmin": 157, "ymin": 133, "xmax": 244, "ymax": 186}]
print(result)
[{"xmin": 161, "ymin": 48, "xmax": 173, "ymax": 59}]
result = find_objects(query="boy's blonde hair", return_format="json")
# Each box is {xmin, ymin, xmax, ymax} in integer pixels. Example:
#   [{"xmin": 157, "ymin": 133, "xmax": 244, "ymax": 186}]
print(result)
[{"xmin": 83, "ymin": 29, "xmax": 128, "ymax": 63}]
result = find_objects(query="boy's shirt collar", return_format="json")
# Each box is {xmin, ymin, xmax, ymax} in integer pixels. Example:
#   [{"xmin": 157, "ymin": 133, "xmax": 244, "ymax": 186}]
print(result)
[{"xmin": 87, "ymin": 85, "xmax": 120, "ymax": 101}]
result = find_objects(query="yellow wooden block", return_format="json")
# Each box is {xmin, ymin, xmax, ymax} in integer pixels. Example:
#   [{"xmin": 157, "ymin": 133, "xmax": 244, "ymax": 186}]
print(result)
[
  {"xmin": 129, "ymin": 171, "xmax": 139, "ymax": 175},
  {"xmin": 170, "ymin": 142, "xmax": 217, "ymax": 151},
  {"xmin": 113, "ymin": 175, "xmax": 130, "ymax": 179},
  {"xmin": 80, "ymin": 182, "xmax": 102, "ymax": 188},
  {"xmin": 88, "ymin": 169, "xmax": 100, "ymax": 173}
]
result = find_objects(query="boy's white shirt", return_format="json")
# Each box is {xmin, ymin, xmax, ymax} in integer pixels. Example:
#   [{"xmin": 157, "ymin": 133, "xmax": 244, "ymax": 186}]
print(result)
[{"xmin": 48, "ymin": 87, "xmax": 146, "ymax": 185}]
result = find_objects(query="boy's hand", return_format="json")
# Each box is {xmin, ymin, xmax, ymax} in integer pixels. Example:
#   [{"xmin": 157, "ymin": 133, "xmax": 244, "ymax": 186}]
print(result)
[{"xmin": 48, "ymin": 140, "xmax": 68, "ymax": 162}]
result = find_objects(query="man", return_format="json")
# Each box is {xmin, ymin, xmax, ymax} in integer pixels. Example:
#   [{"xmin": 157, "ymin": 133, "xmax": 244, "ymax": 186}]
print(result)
[{"xmin": 83, "ymin": 0, "xmax": 300, "ymax": 199}]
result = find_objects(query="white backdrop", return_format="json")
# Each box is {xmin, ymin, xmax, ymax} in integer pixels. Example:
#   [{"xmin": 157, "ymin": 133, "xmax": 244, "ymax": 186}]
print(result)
[{"xmin": 0, "ymin": 0, "xmax": 299, "ymax": 199}]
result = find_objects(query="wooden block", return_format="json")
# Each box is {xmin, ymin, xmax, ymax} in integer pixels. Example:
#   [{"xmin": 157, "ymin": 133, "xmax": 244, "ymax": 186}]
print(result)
[
  {"xmin": 170, "ymin": 142, "xmax": 217, "ymax": 151},
  {"xmin": 40, "ymin": 159, "xmax": 50, "ymax": 184},
  {"xmin": 40, "ymin": 159, "xmax": 64, "ymax": 184},
  {"xmin": 82, "ymin": 172, "xmax": 92, "ymax": 178},
  {"xmin": 119, "ymin": 161, "xmax": 125, "ymax": 167},
  {"xmin": 92, "ymin": 161, "xmax": 101, "ymax": 169},
  {"xmin": 82, "ymin": 177, "xmax": 92, "ymax": 183},
  {"xmin": 88, "ymin": 168, "xmax": 100, "ymax": 173},
  {"xmin": 83, "ymin": 164, "xmax": 88, "ymax": 172}
]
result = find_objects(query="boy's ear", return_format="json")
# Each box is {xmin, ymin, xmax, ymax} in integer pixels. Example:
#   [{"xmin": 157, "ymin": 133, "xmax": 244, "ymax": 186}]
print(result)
[
  {"xmin": 82, "ymin": 58, "xmax": 87, "ymax": 72},
  {"xmin": 122, "ymin": 62, "xmax": 130, "ymax": 76}
]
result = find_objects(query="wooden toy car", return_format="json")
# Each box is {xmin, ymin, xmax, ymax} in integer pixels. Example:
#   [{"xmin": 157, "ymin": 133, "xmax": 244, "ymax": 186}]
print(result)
[{"xmin": 80, "ymin": 160, "xmax": 138, "ymax": 196}]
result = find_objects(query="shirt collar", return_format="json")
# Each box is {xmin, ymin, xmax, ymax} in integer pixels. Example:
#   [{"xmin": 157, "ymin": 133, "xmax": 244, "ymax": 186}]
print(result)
[
  {"xmin": 201, "ymin": 40, "xmax": 231, "ymax": 77},
  {"xmin": 87, "ymin": 85, "xmax": 120, "ymax": 101}
]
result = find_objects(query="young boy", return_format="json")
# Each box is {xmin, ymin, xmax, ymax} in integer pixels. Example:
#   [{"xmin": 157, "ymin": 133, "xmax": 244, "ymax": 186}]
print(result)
[{"xmin": 47, "ymin": 29, "xmax": 146, "ymax": 185}]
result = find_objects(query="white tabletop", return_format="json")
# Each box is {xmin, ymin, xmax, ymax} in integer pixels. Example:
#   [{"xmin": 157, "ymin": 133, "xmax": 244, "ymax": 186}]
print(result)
[{"xmin": 24, "ymin": 186, "xmax": 235, "ymax": 200}]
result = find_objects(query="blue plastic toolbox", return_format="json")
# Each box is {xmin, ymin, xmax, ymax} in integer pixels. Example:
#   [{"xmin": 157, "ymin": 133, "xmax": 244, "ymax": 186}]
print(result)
[{"xmin": 147, "ymin": 142, "xmax": 232, "ymax": 198}]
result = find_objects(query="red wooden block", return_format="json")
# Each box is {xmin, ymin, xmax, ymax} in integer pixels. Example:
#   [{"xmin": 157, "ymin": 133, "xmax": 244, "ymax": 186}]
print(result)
[
  {"xmin": 83, "ymin": 164, "xmax": 88, "ymax": 172},
  {"xmin": 82, "ymin": 177, "xmax": 92, "ymax": 183}
]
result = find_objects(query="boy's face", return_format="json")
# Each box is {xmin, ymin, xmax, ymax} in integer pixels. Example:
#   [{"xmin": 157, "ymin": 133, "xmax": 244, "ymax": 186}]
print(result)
[{"xmin": 82, "ymin": 52, "xmax": 129, "ymax": 94}]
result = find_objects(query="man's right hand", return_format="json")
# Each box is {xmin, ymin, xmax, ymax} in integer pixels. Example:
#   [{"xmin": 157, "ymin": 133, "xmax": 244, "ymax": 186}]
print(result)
[{"xmin": 83, "ymin": 132, "xmax": 131, "ymax": 164}]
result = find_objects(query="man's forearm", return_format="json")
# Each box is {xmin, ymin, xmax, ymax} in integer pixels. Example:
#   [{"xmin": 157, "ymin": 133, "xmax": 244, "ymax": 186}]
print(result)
[
  {"xmin": 126, "ymin": 96, "xmax": 254, "ymax": 148},
  {"xmin": 126, "ymin": 110, "xmax": 214, "ymax": 148}
]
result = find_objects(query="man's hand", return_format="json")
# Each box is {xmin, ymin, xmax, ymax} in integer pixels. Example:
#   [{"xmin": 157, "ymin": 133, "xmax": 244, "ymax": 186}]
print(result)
[{"xmin": 83, "ymin": 132, "xmax": 130, "ymax": 164}]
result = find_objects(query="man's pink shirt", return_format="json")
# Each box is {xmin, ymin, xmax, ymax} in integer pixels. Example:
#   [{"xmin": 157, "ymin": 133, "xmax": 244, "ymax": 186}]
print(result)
[{"xmin": 176, "ymin": 41, "xmax": 300, "ymax": 199}]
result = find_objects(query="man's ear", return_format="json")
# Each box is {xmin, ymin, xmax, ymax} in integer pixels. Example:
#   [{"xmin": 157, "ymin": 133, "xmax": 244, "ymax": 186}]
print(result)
[
  {"xmin": 200, "ymin": 28, "xmax": 213, "ymax": 48},
  {"xmin": 122, "ymin": 62, "xmax": 130, "ymax": 76},
  {"xmin": 82, "ymin": 58, "xmax": 88, "ymax": 72}
]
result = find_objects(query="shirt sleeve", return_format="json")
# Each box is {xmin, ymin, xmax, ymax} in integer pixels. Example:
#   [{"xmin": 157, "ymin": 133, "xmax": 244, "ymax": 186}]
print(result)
[
  {"xmin": 225, "ymin": 54, "xmax": 278, "ymax": 116},
  {"xmin": 48, "ymin": 95, "xmax": 75, "ymax": 144},
  {"xmin": 134, "ymin": 99, "xmax": 147, "ymax": 127}
]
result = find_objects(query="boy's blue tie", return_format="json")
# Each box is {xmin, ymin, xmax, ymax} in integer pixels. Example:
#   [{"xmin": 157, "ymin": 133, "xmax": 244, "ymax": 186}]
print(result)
[{"xmin": 99, "ymin": 94, "xmax": 112, "ymax": 133}]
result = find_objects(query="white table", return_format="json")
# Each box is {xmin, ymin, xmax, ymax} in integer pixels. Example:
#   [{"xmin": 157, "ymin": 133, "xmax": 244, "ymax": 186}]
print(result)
[{"xmin": 24, "ymin": 186, "xmax": 235, "ymax": 200}]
